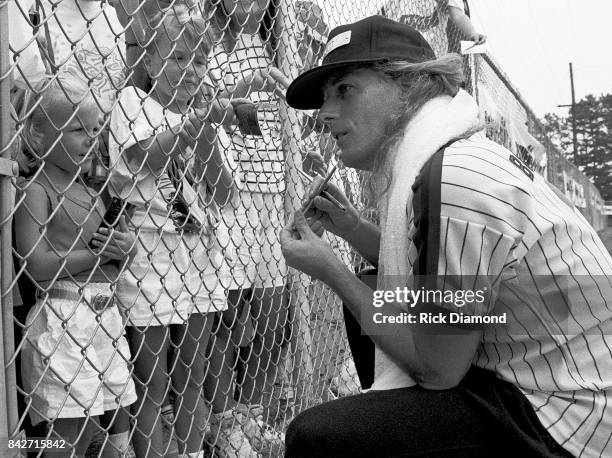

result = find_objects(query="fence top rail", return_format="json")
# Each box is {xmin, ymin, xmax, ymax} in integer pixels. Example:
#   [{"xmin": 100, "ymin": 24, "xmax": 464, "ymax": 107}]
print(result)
[{"xmin": 481, "ymin": 53, "xmax": 544, "ymax": 133}]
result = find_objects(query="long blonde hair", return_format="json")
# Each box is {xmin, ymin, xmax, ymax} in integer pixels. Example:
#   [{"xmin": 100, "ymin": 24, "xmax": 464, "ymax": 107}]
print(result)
[
  {"xmin": 12, "ymin": 74, "xmax": 98, "ymax": 176},
  {"xmin": 358, "ymin": 54, "xmax": 469, "ymax": 203}
]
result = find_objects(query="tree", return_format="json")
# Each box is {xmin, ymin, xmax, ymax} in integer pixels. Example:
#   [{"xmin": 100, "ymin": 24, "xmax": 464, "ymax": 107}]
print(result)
[{"xmin": 542, "ymin": 93, "xmax": 612, "ymax": 200}]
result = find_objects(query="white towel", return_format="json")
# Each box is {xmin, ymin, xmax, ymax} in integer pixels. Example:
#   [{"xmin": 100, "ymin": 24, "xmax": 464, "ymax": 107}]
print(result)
[{"xmin": 372, "ymin": 89, "xmax": 481, "ymax": 390}]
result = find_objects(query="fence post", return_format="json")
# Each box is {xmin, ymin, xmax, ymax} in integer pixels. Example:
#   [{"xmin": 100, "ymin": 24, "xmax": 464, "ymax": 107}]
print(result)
[
  {"xmin": 0, "ymin": 0, "xmax": 19, "ymax": 452},
  {"xmin": 276, "ymin": 0, "xmax": 316, "ymax": 404}
]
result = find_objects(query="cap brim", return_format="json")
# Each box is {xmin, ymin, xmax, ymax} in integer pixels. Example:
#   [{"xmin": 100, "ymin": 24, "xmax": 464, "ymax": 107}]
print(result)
[{"xmin": 286, "ymin": 59, "xmax": 378, "ymax": 110}]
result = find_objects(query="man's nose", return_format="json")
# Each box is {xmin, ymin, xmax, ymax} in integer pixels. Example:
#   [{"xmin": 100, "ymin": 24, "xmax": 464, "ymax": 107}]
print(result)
[{"xmin": 318, "ymin": 99, "xmax": 339, "ymax": 125}]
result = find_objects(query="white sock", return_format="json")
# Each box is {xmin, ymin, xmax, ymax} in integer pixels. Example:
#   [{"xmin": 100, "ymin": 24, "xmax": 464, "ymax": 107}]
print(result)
[
  {"xmin": 213, "ymin": 409, "xmax": 236, "ymax": 421},
  {"xmin": 101, "ymin": 431, "xmax": 129, "ymax": 458},
  {"xmin": 186, "ymin": 451, "xmax": 205, "ymax": 458},
  {"xmin": 211, "ymin": 409, "xmax": 238, "ymax": 436},
  {"xmin": 235, "ymin": 403, "xmax": 264, "ymax": 418},
  {"xmin": 161, "ymin": 404, "xmax": 174, "ymax": 416}
]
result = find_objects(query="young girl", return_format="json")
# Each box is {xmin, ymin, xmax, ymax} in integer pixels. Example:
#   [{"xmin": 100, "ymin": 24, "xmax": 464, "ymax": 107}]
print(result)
[
  {"xmin": 204, "ymin": 0, "xmax": 290, "ymax": 454},
  {"xmin": 108, "ymin": 5, "xmax": 237, "ymax": 457},
  {"xmin": 15, "ymin": 75, "xmax": 138, "ymax": 457}
]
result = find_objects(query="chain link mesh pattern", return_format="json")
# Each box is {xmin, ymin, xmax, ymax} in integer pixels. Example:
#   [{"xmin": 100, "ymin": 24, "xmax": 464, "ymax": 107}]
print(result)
[{"xmin": 0, "ymin": 0, "xmax": 606, "ymax": 457}]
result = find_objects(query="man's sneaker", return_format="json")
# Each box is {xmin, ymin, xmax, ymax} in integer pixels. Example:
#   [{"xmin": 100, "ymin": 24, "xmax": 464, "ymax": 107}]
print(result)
[{"xmin": 209, "ymin": 410, "xmax": 259, "ymax": 458}]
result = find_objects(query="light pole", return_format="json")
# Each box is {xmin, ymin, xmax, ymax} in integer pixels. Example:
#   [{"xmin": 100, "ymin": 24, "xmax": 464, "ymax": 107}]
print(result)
[{"xmin": 557, "ymin": 62, "xmax": 579, "ymax": 164}]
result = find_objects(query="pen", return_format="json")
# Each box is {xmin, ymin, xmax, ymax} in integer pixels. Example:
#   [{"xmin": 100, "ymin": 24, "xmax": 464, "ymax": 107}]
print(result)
[
  {"xmin": 300, "ymin": 165, "xmax": 345, "ymax": 213},
  {"xmin": 296, "ymin": 168, "xmax": 346, "ymax": 212},
  {"xmin": 464, "ymin": 41, "xmax": 480, "ymax": 52}
]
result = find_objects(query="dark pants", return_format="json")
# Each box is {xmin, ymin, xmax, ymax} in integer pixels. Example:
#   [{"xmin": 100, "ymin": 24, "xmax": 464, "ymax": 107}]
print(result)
[{"xmin": 285, "ymin": 367, "xmax": 573, "ymax": 458}]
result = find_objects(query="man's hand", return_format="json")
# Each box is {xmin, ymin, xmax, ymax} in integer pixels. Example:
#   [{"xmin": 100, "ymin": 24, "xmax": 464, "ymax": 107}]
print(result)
[
  {"xmin": 280, "ymin": 210, "xmax": 341, "ymax": 281},
  {"xmin": 305, "ymin": 179, "xmax": 360, "ymax": 238}
]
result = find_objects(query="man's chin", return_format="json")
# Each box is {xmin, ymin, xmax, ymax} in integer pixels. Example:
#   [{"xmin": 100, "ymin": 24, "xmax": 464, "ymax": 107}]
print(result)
[{"xmin": 338, "ymin": 152, "xmax": 371, "ymax": 171}]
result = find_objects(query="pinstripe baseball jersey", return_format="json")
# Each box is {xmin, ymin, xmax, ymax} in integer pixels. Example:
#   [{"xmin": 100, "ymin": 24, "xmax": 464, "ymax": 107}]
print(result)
[{"xmin": 411, "ymin": 133, "xmax": 612, "ymax": 457}]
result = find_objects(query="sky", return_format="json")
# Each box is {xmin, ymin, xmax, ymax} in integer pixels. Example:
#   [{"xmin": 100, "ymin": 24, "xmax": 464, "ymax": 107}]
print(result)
[
  {"xmin": 469, "ymin": 0, "xmax": 612, "ymax": 117},
  {"xmin": 312, "ymin": 0, "xmax": 612, "ymax": 119}
]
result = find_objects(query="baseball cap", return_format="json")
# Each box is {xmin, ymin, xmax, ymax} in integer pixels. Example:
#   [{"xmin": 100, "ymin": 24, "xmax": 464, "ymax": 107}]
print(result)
[{"xmin": 286, "ymin": 15, "xmax": 436, "ymax": 110}]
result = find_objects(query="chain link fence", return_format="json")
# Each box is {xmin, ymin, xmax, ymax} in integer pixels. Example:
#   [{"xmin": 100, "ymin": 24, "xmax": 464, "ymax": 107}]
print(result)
[{"xmin": 0, "ymin": 0, "xmax": 606, "ymax": 457}]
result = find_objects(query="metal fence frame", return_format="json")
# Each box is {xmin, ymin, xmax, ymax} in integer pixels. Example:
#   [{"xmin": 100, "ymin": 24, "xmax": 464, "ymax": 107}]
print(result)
[{"xmin": 1, "ymin": 0, "xmax": 19, "ymax": 453}]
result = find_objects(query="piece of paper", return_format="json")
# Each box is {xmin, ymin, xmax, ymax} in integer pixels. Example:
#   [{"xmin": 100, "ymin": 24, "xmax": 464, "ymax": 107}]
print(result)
[{"xmin": 461, "ymin": 40, "xmax": 488, "ymax": 55}]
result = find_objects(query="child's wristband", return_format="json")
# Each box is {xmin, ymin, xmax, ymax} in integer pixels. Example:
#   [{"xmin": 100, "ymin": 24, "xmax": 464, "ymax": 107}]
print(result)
[{"xmin": 233, "ymin": 102, "xmax": 262, "ymax": 136}]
